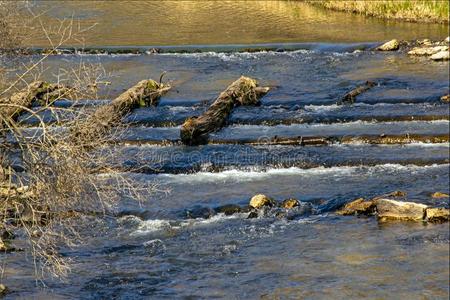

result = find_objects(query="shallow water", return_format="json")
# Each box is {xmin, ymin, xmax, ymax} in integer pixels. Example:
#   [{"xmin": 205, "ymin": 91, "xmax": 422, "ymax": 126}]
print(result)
[
  {"xmin": 3, "ymin": 1, "xmax": 450, "ymax": 299},
  {"xmin": 29, "ymin": 1, "xmax": 448, "ymax": 46}
]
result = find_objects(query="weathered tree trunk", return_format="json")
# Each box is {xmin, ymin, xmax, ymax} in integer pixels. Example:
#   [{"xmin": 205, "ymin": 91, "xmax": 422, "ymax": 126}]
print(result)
[
  {"xmin": 180, "ymin": 76, "xmax": 270, "ymax": 145},
  {"xmin": 70, "ymin": 79, "xmax": 170, "ymax": 144},
  {"xmin": 0, "ymin": 81, "xmax": 71, "ymax": 123},
  {"xmin": 338, "ymin": 80, "xmax": 376, "ymax": 104}
]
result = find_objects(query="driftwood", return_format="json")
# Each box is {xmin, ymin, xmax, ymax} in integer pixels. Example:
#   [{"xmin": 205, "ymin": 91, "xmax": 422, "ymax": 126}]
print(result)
[
  {"xmin": 180, "ymin": 76, "xmax": 270, "ymax": 145},
  {"xmin": 338, "ymin": 81, "xmax": 376, "ymax": 104},
  {"xmin": 70, "ymin": 79, "xmax": 170, "ymax": 143},
  {"xmin": 0, "ymin": 81, "xmax": 71, "ymax": 123}
]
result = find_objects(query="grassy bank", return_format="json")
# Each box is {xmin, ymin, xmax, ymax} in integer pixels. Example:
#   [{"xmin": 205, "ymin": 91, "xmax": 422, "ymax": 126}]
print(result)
[{"xmin": 307, "ymin": 1, "xmax": 449, "ymax": 24}]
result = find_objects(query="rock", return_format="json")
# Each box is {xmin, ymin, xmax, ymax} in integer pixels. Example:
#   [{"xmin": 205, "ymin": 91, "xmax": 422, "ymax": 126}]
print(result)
[
  {"xmin": 376, "ymin": 39, "xmax": 400, "ymax": 51},
  {"xmin": 0, "ymin": 284, "xmax": 8, "ymax": 296},
  {"xmin": 247, "ymin": 211, "xmax": 259, "ymax": 219},
  {"xmin": 249, "ymin": 194, "xmax": 275, "ymax": 209},
  {"xmin": 431, "ymin": 192, "xmax": 449, "ymax": 199},
  {"xmin": 147, "ymin": 48, "xmax": 161, "ymax": 54},
  {"xmin": 281, "ymin": 198, "xmax": 299, "ymax": 209},
  {"xmin": 430, "ymin": 50, "xmax": 449, "ymax": 61},
  {"xmin": 385, "ymin": 190, "xmax": 407, "ymax": 198},
  {"xmin": 441, "ymin": 94, "xmax": 450, "ymax": 103},
  {"xmin": 425, "ymin": 207, "xmax": 450, "ymax": 222},
  {"xmin": 375, "ymin": 199, "xmax": 427, "ymax": 221},
  {"xmin": 408, "ymin": 45, "xmax": 448, "ymax": 56},
  {"xmin": 336, "ymin": 198, "xmax": 376, "ymax": 216},
  {"xmin": 445, "ymin": 36, "xmax": 450, "ymax": 43},
  {"xmin": 184, "ymin": 206, "xmax": 215, "ymax": 219},
  {"xmin": 417, "ymin": 39, "xmax": 432, "ymax": 46},
  {"xmin": 215, "ymin": 204, "xmax": 243, "ymax": 216}
]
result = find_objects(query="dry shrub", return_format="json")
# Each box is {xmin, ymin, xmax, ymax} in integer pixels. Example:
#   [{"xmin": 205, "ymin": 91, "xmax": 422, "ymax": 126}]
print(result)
[{"xmin": 1, "ymin": 2, "xmax": 157, "ymax": 284}]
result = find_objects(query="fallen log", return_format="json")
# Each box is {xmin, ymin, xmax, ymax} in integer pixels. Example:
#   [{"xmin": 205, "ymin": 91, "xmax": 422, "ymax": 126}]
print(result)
[
  {"xmin": 180, "ymin": 76, "xmax": 270, "ymax": 145},
  {"xmin": 70, "ymin": 79, "xmax": 170, "ymax": 143},
  {"xmin": 338, "ymin": 80, "xmax": 376, "ymax": 104},
  {"xmin": 0, "ymin": 81, "xmax": 71, "ymax": 123}
]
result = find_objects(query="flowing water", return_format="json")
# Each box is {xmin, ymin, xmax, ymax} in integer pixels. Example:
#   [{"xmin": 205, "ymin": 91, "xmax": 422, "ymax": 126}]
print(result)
[{"xmin": 2, "ymin": 1, "xmax": 450, "ymax": 299}]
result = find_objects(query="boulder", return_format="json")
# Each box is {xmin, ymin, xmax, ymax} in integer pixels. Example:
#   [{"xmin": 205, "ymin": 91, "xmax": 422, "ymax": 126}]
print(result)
[
  {"xmin": 336, "ymin": 198, "xmax": 376, "ymax": 216},
  {"xmin": 376, "ymin": 39, "xmax": 400, "ymax": 51},
  {"xmin": 425, "ymin": 207, "xmax": 450, "ymax": 222},
  {"xmin": 375, "ymin": 199, "xmax": 427, "ymax": 221},
  {"xmin": 441, "ymin": 95, "xmax": 450, "ymax": 103},
  {"xmin": 249, "ymin": 194, "xmax": 275, "ymax": 209},
  {"xmin": 408, "ymin": 46, "xmax": 448, "ymax": 56},
  {"xmin": 430, "ymin": 50, "xmax": 449, "ymax": 61},
  {"xmin": 281, "ymin": 198, "xmax": 299, "ymax": 209},
  {"xmin": 431, "ymin": 192, "xmax": 449, "ymax": 199}
]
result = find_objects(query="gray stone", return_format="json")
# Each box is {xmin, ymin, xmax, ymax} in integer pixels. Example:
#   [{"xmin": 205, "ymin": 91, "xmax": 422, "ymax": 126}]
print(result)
[{"xmin": 375, "ymin": 199, "xmax": 427, "ymax": 221}]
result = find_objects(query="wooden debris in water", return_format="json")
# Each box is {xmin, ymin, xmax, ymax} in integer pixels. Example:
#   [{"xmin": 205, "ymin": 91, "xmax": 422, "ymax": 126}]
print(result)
[
  {"xmin": 0, "ymin": 81, "xmax": 72, "ymax": 123},
  {"xmin": 180, "ymin": 76, "xmax": 270, "ymax": 145},
  {"xmin": 338, "ymin": 80, "xmax": 376, "ymax": 104},
  {"xmin": 70, "ymin": 79, "xmax": 170, "ymax": 144}
]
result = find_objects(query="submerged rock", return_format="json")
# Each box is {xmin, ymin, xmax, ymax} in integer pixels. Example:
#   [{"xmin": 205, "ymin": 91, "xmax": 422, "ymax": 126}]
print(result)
[
  {"xmin": 375, "ymin": 199, "xmax": 427, "ymax": 222},
  {"xmin": 430, "ymin": 50, "xmax": 449, "ymax": 61},
  {"xmin": 281, "ymin": 198, "xmax": 300, "ymax": 209},
  {"xmin": 425, "ymin": 208, "xmax": 450, "ymax": 222},
  {"xmin": 184, "ymin": 206, "xmax": 215, "ymax": 219},
  {"xmin": 249, "ymin": 194, "xmax": 275, "ymax": 209},
  {"xmin": 376, "ymin": 39, "xmax": 400, "ymax": 51},
  {"xmin": 336, "ymin": 198, "xmax": 376, "ymax": 216},
  {"xmin": 431, "ymin": 192, "xmax": 449, "ymax": 199},
  {"xmin": 247, "ymin": 211, "xmax": 259, "ymax": 219},
  {"xmin": 384, "ymin": 190, "xmax": 407, "ymax": 198},
  {"xmin": 215, "ymin": 204, "xmax": 246, "ymax": 216}
]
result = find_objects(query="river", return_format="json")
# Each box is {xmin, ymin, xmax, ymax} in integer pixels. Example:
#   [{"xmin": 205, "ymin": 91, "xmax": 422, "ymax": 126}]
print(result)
[{"xmin": 2, "ymin": 1, "xmax": 449, "ymax": 299}]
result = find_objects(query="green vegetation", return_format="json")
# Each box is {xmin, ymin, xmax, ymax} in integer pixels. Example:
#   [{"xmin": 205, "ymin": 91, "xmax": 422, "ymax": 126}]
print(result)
[{"xmin": 307, "ymin": 0, "xmax": 449, "ymax": 23}]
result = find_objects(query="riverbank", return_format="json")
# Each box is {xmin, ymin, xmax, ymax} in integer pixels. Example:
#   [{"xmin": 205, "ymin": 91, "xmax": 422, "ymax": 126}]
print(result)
[{"xmin": 307, "ymin": 0, "xmax": 449, "ymax": 24}]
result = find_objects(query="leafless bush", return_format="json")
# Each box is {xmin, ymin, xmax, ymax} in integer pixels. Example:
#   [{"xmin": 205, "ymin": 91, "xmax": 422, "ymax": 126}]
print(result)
[{"xmin": 1, "ymin": 3, "xmax": 158, "ymax": 284}]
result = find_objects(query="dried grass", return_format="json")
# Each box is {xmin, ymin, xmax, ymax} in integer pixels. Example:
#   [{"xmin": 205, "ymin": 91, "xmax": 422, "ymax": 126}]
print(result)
[{"xmin": 307, "ymin": 0, "xmax": 449, "ymax": 24}]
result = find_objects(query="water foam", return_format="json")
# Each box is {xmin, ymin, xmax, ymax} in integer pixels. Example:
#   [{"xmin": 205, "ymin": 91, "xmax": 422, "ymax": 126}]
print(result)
[{"xmin": 156, "ymin": 164, "xmax": 448, "ymax": 184}]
